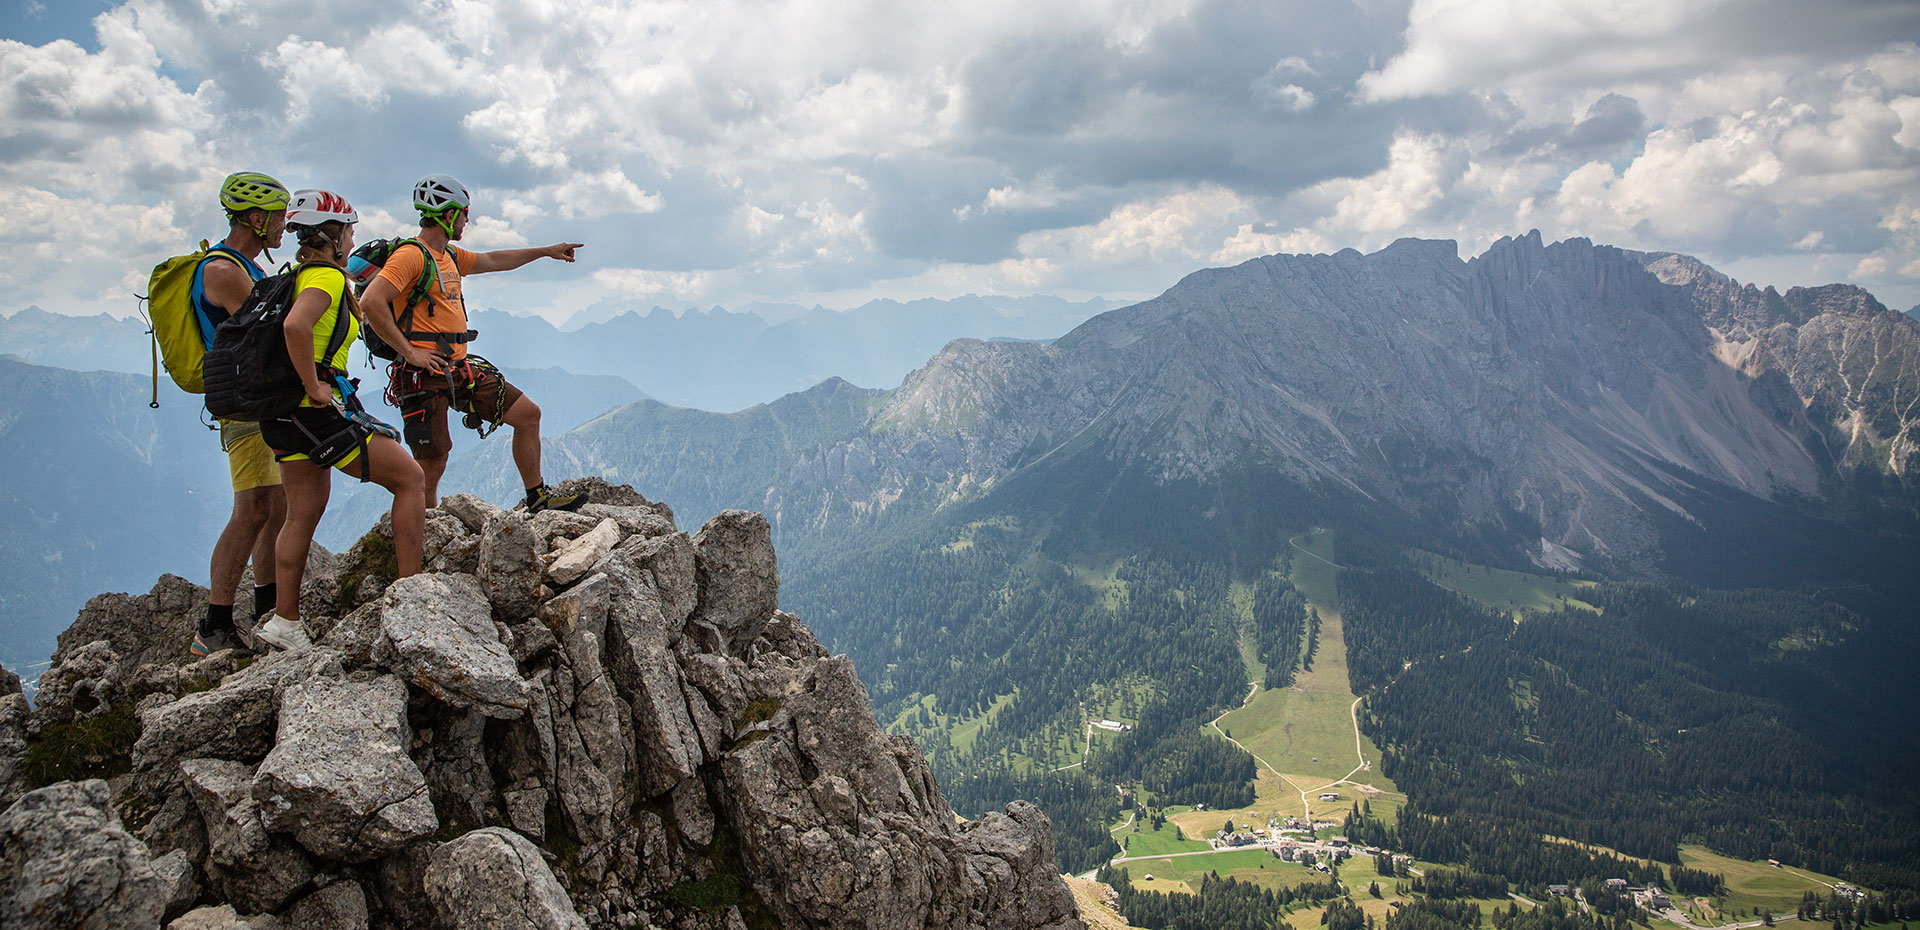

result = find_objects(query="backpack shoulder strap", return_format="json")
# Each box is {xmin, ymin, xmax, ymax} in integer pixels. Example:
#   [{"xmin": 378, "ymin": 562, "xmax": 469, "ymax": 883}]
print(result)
[{"xmin": 399, "ymin": 239, "xmax": 438, "ymax": 318}]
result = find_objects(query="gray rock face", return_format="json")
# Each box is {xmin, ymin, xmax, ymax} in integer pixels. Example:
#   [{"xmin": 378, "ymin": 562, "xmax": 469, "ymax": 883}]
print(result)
[
  {"xmin": 181, "ymin": 758, "xmax": 315, "ymax": 913},
  {"xmin": 690, "ymin": 510, "xmax": 779, "ymax": 651},
  {"xmin": 438, "ymin": 492, "xmax": 503, "ymax": 535},
  {"xmin": 0, "ymin": 667, "xmax": 30, "ymax": 809},
  {"xmin": 284, "ymin": 880, "xmax": 369, "ymax": 930},
  {"xmin": 372, "ymin": 573, "xmax": 529, "ymax": 717},
  {"xmin": 8, "ymin": 482, "xmax": 1085, "ymax": 930},
  {"xmin": 544, "ymin": 517, "xmax": 621, "ymax": 585},
  {"xmin": 133, "ymin": 649, "xmax": 336, "ymax": 772},
  {"xmin": 424, "ymin": 828, "xmax": 586, "ymax": 930},
  {"xmin": 478, "ymin": 510, "xmax": 543, "ymax": 622},
  {"xmin": 252, "ymin": 673, "xmax": 436, "ymax": 862},
  {"xmin": 0, "ymin": 780, "xmax": 164, "ymax": 930}
]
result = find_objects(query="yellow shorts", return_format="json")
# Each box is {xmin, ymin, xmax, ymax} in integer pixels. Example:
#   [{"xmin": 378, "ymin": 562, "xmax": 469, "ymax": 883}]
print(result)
[{"xmin": 220, "ymin": 420, "xmax": 283, "ymax": 492}]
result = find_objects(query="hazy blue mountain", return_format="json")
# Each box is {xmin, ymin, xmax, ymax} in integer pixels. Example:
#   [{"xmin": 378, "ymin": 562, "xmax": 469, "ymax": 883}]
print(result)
[
  {"xmin": 5, "ymin": 294, "xmax": 1122, "ymax": 414},
  {"xmin": 0, "ymin": 307, "xmax": 151, "ymax": 376},
  {"xmin": 0, "ymin": 356, "xmax": 233, "ymax": 678},
  {"xmin": 465, "ymin": 293, "xmax": 1121, "ymax": 411}
]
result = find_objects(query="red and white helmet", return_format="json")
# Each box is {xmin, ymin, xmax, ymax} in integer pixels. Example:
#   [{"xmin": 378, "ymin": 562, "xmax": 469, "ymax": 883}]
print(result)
[{"xmin": 285, "ymin": 189, "xmax": 359, "ymax": 227}]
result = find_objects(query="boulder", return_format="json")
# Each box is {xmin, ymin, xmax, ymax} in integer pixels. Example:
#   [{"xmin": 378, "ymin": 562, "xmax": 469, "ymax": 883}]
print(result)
[
  {"xmin": 252, "ymin": 673, "xmax": 437, "ymax": 862},
  {"xmin": 478, "ymin": 510, "xmax": 542, "ymax": 622},
  {"xmin": 180, "ymin": 758, "xmax": 315, "ymax": 914},
  {"xmin": 27, "ymin": 639, "xmax": 127, "ymax": 736},
  {"xmin": 371, "ymin": 573, "xmax": 528, "ymax": 717},
  {"xmin": 284, "ymin": 880, "xmax": 369, "ymax": 930},
  {"xmin": 149, "ymin": 848, "xmax": 198, "ymax": 921},
  {"xmin": 578, "ymin": 502, "xmax": 675, "ymax": 539},
  {"xmin": 166, "ymin": 904, "xmax": 283, "ymax": 930},
  {"xmin": 53, "ymin": 574, "xmax": 203, "ymax": 680},
  {"xmin": 690, "ymin": 510, "xmax": 779, "ymax": 651},
  {"xmin": 424, "ymin": 827, "xmax": 587, "ymax": 930},
  {"xmin": 531, "ymin": 509, "xmax": 602, "ymax": 550},
  {"xmin": 133, "ymin": 649, "xmax": 338, "ymax": 772},
  {"xmin": 437, "ymin": 492, "xmax": 502, "ymax": 534},
  {"xmin": 0, "ymin": 780, "xmax": 164, "ymax": 930},
  {"xmin": 543, "ymin": 517, "xmax": 620, "ymax": 586}
]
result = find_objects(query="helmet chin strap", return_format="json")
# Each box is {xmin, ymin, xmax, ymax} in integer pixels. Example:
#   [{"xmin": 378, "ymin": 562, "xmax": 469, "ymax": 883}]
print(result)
[
  {"xmin": 251, "ymin": 212, "xmax": 276, "ymax": 264},
  {"xmin": 431, "ymin": 209, "xmax": 460, "ymax": 239}
]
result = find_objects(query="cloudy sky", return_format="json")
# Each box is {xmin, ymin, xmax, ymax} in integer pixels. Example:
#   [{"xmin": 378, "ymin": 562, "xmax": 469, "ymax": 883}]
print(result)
[{"xmin": 5, "ymin": 0, "xmax": 1919, "ymax": 323}]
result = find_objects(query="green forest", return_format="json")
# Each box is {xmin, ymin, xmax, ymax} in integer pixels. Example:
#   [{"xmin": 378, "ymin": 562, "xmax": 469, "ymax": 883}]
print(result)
[{"xmin": 775, "ymin": 458, "xmax": 1920, "ymax": 903}]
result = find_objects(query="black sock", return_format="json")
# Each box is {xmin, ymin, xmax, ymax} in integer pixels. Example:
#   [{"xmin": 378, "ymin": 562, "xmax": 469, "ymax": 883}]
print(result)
[
  {"xmin": 202, "ymin": 602, "xmax": 235, "ymax": 636},
  {"xmin": 526, "ymin": 485, "xmax": 544, "ymax": 503},
  {"xmin": 253, "ymin": 583, "xmax": 276, "ymax": 621}
]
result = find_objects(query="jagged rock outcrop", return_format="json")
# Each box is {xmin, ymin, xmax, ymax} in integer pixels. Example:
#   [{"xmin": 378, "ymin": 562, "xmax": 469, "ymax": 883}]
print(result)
[{"xmin": 1, "ymin": 479, "xmax": 1084, "ymax": 930}]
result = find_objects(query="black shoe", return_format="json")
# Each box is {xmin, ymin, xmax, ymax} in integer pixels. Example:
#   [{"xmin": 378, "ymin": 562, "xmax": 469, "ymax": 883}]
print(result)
[
  {"xmin": 190, "ymin": 626, "xmax": 257, "ymax": 658},
  {"xmin": 526, "ymin": 484, "xmax": 585, "ymax": 514}
]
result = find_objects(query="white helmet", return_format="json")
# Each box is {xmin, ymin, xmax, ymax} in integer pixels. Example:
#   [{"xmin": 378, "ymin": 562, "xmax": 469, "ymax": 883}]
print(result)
[
  {"xmin": 285, "ymin": 189, "xmax": 359, "ymax": 227},
  {"xmin": 413, "ymin": 174, "xmax": 471, "ymax": 213}
]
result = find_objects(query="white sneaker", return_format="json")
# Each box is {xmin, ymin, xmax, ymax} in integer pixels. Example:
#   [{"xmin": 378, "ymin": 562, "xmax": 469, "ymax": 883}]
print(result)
[{"xmin": 254, "ymin": 611, "xmax": 312, "ymax": 651}]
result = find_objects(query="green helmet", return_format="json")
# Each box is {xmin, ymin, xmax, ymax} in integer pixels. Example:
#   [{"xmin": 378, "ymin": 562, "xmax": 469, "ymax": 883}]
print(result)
[{"xmin": 219, "ymin": 171, "xmax": 290, "ymax": 213}]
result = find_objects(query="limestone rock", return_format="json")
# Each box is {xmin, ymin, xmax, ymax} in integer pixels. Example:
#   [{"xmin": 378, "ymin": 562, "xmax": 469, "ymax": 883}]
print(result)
[
  {"xmin": 167, "ymin": 904, "xmax": 283, "ymax": 930},
  {"xmin": 423, "ymin": 510, "xmax": 480, "ymax": 575},
  {"xmin": 28, "ymin": 639, "xmax": 127, "ymax": 736},
  {"xmin": 0, "ymin": 780, "xmax": 164, "ymax": 930},
  {"xmin": 578, "ymin": 502, "xmax": 675, "ymax": 539},
  {"xmin": 133, "ymin": 649, "xmax": 339, "ymax": 771},
  {"xmin": 53, "ymin": 573, "xmax": 204, "ymax": 681},
  {"xmin": 0, "ymin": 667, "xmax": 30, "ymax": 809},
  {"xmin": 252, "ymin": 673, "xmax": 436, "ymax": 862},
  {"xmin": 372, "ymin": 573, "xmax": 528, "ymax": 717},
  {"xmin": 438, "ymin": 492, "xmax": 502, "ymax": 534},
  {"xmin": 317, "ymin": 601, "xmax": 383, "ymax": 669},
  {"xmin": 615, "ymin": 531, "xmax": 698, "ymax": 629},
  {"xmin": 690, "ymin": 510, "xmax": 779, "ymax": 651},
  {"xmin": 531, "ymin": 509, "xmax": 602, "ymax": 550},
  {"xmin": 479, "ymin": 510, "xmax": 543, "ymax": 622},
  {"xmin": 150, "ymin": 848, "xmax": 198, "ymax": 921},
  {"xmin": 284, "ymin": 880, "xmax": 369, "ymax": 930},
  {"xmin": 425, "ymin": 827, "xmax": 587, "ymax": 930},
  {"xmin": 180, "ymin": 758, "xmax": 315, "ymax": 914},
  {"xmin": 544, "ymin": 517, "xmax": 620, "ymax": 586}
]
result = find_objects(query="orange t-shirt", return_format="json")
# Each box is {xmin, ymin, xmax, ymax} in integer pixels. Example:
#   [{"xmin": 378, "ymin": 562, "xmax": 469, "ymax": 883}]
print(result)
[{"xmin": 376, "ymin": 241, "xmax": 479, "ymax": 359}]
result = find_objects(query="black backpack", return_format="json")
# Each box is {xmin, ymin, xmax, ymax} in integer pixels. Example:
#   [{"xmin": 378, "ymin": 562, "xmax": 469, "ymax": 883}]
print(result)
[
  {"xmin": 202, "ymin": 263, "xmax": 352, "ymax": 421},
  {"xmin": 347, "ymin": 238, "xmax": 474, "ymax": 361}
]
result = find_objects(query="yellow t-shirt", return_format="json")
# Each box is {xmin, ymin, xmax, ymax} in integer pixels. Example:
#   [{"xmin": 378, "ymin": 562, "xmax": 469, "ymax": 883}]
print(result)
[{"xmin": 295, "ymin": 265, "xmax": 359, "ymax": 406}]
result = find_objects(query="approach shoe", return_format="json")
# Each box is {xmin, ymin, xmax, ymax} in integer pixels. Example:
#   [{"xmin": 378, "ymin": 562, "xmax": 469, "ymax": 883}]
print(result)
[
  {"xmin": 254, "ymin": 611, "xmax": 313, "ymax": 651},
  {"xmin": 526, "ymin": 483, "xmax": 585, "ymax": 514},
  {"xmin": 189, "ymin": 626, "xmax": 257, "ymax": 658}
]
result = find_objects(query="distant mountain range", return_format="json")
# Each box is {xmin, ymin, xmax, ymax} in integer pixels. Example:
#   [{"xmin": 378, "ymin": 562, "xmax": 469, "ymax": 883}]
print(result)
[
  {"xmin": 447, "ymin": 233, "xmax": 1920, "ymax": 583},
  {"xmin": 1, "ymin": 294, "xmax": 1121, "ymax": 414}
]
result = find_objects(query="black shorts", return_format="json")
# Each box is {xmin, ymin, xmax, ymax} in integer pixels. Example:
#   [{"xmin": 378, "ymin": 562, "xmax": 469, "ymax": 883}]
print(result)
[{"xmin": 261, "ymin": 405, "xmax": 372, "ymax": 471}]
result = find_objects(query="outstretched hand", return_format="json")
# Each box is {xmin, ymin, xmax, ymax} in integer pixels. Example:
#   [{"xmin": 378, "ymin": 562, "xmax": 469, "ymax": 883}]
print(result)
[{"xmin": 546, "ymin": 242, "xmax": 585, "ymax": 262}]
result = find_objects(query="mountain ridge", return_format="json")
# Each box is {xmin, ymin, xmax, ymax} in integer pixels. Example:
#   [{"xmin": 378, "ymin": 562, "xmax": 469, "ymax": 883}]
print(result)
[{"xmin": 497, "ymin": 233, "xmax": 1917, "ymax": 577}]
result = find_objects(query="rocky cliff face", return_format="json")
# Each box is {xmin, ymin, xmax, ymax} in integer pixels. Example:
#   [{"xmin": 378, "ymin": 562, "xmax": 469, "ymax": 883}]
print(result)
[{"xmin": 0, "ymin": 479, "xmax": 1084, "ymax": 930}]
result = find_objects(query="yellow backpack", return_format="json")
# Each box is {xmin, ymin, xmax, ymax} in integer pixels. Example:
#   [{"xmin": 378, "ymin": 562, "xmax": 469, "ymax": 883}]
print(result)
[{"xmin": 139, "ymin": 241, "xmax": 251, "ymax": 407}]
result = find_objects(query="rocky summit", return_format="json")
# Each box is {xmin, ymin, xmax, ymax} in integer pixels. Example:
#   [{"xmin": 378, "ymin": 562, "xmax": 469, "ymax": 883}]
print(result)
[{"xmin": 0, "ymin": 478, "xmax": 1084, "ymax": 930}]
